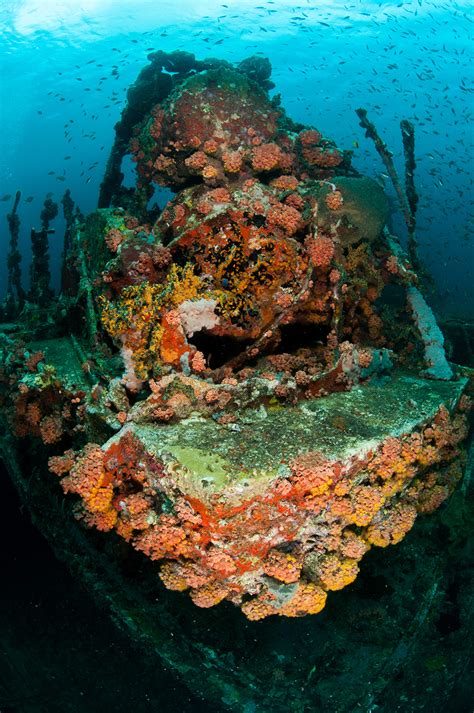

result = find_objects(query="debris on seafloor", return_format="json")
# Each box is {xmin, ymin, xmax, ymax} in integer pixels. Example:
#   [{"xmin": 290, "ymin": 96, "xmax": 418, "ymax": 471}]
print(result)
[{"xmin": 0, "ymin": 52, "xmax": 472, "ymax": 626}]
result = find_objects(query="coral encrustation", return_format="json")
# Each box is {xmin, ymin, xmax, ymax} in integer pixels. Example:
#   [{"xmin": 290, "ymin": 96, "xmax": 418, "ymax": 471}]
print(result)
[{"xmin": 49, "ymin": 375, "xmax": 469, "ymax": 620}]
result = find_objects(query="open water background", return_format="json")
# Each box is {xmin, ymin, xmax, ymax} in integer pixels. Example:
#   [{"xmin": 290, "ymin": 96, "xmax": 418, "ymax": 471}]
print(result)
[{"xmin": 0, "ymin": 0, "xmax": 472, "ymax": 319}]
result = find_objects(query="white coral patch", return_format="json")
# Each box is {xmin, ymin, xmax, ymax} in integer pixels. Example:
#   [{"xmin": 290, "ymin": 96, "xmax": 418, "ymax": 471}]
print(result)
[{"xmin": 178, "ymin": 298, "xmax": 220, "ymax": 337}]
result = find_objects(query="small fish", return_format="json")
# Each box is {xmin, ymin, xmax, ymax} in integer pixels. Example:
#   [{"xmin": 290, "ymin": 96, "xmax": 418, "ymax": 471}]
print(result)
[
  {"xmin": 56, "ymin": 176, "xmax": 66, "ymax": 182},
  {"xmin": 24, "ymin": 196, "xmax": 34, "ymax": 203},
  {"xmin": 352, "ymin": 140, "xmax": 359, "ymax": 148},
  {"xmin": 1, "ymin": 194, "xmax": 12, "ymax": 201}
]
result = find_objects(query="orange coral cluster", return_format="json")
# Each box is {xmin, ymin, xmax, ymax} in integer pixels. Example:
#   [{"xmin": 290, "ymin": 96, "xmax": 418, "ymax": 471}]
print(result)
[
  {"xmin": 305, "ymin": 234, "xmax": 335, "ymax": 268},
  {"xmin": 325, "ymin": 190, "xmax": 343, "ymax": 211},
  {"xmin": 8, "ymin": 351, "xmax": 84, "ymax": 445},
  {"xmin": 61, "ymin": 443, "xmax": 117, "ymax": 530},
  {"xmin": 48, "ymin": 400, "xmax": 468, "ymax": 621},
  {"xmin": 98, "ymin": 165, "xmax": 394, "ymax": 384},
  {"xmin": 251, "ymin": 142, "xmax": 283, "ymax": 172},
  {"xmin": 298, "ymin": 130, "xmax": 343, "ymax": 169},
  {"xmin": 93, "ymin": 61, "xmax": 409, "ymax": 389},
  {"xmin": 130, "ymin": 66, "xmax": 345, "ymax": 193},
  {"xmin": 262, "ymin": 549, "xmax": 303, "ymax": 583}
]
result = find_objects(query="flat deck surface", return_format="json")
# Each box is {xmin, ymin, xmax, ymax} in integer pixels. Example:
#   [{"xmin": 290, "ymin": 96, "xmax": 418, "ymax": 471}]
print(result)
[{"xmin": 124, "ymin": 372, "xmax": 466, "ymax": 491}]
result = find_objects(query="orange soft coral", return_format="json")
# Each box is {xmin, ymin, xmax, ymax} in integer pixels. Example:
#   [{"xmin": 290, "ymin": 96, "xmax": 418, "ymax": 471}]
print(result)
[
  {"xmin": 189, "ymin": 582, "xmax": 229, "ymax": 608},
  {"xmin": 262, "ymin": 549, "xmax": 303, "ymax": 583},
  {"xmin": 158, "ymin": 561, "xmax": 189, "ymax": 591},
  {"xmin": 278, "ymin": 582, "xmax": 327, "ymax": 617},
  {"xmin": 305, "ymin": 235, "xmax": 335, "ymax": 267},
  {"xmin": 325, "ymin": 189, "xmax": 343, "ymax": 210},
  {"xmin": 303, "ymin": 146, "xmax": 343, "ymax": 168},
  {"xmin": 184, "ymin": 151, "xmax": 208, "ymax": 172},
  {"xmin": 251, "ymin": 142, "xmax": 282, "ymax": 172},
  {"xmin": 270, "ymin": 175, "xmax": 300, "ymax": 191},
  {"xmin": 60, "ymin": 444, "xmax": 117, "ymax": 530},
  {"xmin": 222, "ymin": 150, "xmax": 243, "ymax": 173},
  {"xmin": 365, "ymin": 503, "xmax": 417, "ymax": 547},
  {"xmin": 266, "ymin": 204, "xmax": 302, "ymax": 236},
  {"xmin": 290, "ymin": 452, "xmax": 336, "ymax": 497},
  {"xmin": 39, "ymin": 414, "xmax": 64, "ymax": 444},
  {"xmin": 313, "ymin": 553, "xmax": 360, "ymax": 591},
  {"xmin": 298, "ymin": 129, "xmax": 322, "ymax": 147},
  {"xmin": 349, "ymin": 485, "xmax": 385, "ymax": 526},
  {"xmin": 133, "ymin": 515, "xmax": 188, "ymax": 560}
]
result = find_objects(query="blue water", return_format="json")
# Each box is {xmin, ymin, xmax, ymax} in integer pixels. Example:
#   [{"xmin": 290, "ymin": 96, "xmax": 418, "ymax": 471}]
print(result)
[{"xmin": 0, "ymin": 0, "xmax": 472, "ymax": 319}]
